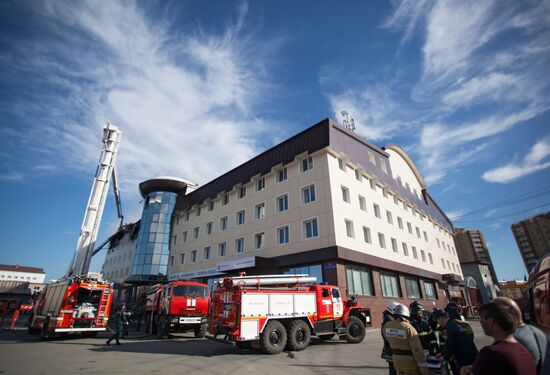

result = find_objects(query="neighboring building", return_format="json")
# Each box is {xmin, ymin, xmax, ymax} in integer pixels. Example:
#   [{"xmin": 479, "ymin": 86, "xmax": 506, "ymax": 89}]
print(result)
[
  {"xmin": 453, "ymin": 228, "xmax": 499, "ymax": 303},
  {"xmin": 511, "ymin": 212, "xmax": 550, "ymax": 273},
  {"xmin": 500, "ymin": 280, "xmax": 527, "ymax": 300},
  {"xmin": 169, "ymin": 118, "xmax": 462, "ymax": 327},
  {"xmin": 101, "ymin": 222, "xmax": 140, "ymax": 283},
  {"xmin": 0, "ymin": 264, "xmax": 46, "ymax": 284}
]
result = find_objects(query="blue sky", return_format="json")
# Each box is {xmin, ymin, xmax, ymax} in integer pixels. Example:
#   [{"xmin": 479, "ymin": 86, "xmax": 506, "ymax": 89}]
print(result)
[{"xmin": 1, "ymin": 0, "xmax": 549, "ymax": 281}]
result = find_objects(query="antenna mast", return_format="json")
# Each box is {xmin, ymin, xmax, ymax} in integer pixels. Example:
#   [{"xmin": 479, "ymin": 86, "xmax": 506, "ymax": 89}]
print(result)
[{"xmin": 340, "ymin": 110, "xmax": 356, "ymax": 132}]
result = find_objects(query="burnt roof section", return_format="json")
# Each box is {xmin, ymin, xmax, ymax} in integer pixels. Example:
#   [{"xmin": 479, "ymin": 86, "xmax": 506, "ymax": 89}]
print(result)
[
  {"xmin": 0, "ymin": 264, "xmax": 45, "ymax": 274},
  {"xmin": 139, "ymin": 177, "xmax": 190, "ymax": 198},
  {"xmin": 174, "ymin": 118, "xmax": 452, "ymax": 230}
]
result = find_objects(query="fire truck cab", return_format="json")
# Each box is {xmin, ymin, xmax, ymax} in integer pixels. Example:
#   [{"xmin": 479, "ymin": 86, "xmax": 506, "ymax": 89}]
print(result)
[
  {"xmin": 144, "ymin": 280, "xmax": 209, "ymax": 338},
  {"xmin": 28, "ymin": 274, "xmax": 113, "ymax": 340},
  {"xmin": 209, "ymin": 274, "xmax": 371, "ymax": 354}
]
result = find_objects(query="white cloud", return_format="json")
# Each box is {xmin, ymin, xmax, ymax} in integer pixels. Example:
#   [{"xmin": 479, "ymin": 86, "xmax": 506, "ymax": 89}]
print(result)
[
  {"xmin": 447, "ymin": 209, "xmax": 466, "ymax": 221},
  {"xmin": 3, "ymin": 1, "xmax": 278, "ymax": 221},
  {"xmin": 0, "ymin": 173, "xmax": 24, "ymax": 181},
  {"xmin": 32, "ymin": 164, "xmax": 57, "ymax": 172},
  {"xmin": 482, "ymin": 138, "xmax": 550, "ymax": 183}
]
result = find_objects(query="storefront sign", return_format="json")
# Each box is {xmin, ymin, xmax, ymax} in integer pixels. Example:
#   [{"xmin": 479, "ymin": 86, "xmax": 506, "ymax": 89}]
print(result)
[{"xmin": 216, "ymin": 256, "xmax": 256, "ymax": 272}]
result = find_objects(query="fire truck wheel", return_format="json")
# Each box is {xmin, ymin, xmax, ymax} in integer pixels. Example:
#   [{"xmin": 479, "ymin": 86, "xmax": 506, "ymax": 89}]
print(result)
[
  {"xmin": 194, "ymin": 323, "xmax": 207, "ymax": 338},
  {"xmin": 40, "ymin": 318, "xmax": 51, "ymax": 341},
  {"xmin": 286, "ymin": 320, "xmax": 311, "ymax": 351},
  {"xmin": 260, "ymin": 320, "xmax": 287, "ymax": 354},
  {"xmin": 345, "ymin": 316, "xmax": 366, "ymax": 343}
]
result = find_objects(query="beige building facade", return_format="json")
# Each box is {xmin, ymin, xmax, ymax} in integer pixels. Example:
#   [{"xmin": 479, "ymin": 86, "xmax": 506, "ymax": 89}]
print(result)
[
  {"xmin": 511, "ymin": 212, "xmax": 550, "ymax": 272},
  {"xmin": 169, "ymin": 119, "xmax": 462, "ymax": 327}
]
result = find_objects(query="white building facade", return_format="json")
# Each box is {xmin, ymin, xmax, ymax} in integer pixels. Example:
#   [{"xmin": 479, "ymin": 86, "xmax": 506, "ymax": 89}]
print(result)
[{"xmin": 169, "ymin": 119, "xmax": 461, "ymax": 327}]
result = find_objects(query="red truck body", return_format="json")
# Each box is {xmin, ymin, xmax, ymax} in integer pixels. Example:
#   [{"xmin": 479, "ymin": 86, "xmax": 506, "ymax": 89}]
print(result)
[
  {"xmin": 29, "ymin": 275, "xmax": 113, "ymax": 340},
  {"xmin": 208, "ymin": 274, "xmax": 371, "ymax": 354},
  {"xmin": 144, "ymin": 280, "xmax": 209, "ymax": 338}
]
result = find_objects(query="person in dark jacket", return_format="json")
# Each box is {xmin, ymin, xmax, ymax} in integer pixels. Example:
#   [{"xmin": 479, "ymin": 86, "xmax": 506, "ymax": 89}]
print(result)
[
  {"xmin": 381, "ymin": 301, "xmax": 400, "ymax": 375},
  {"xmin": 434, "ymin": 309, "xmax": 477, "ymax": 375},
  {"xmin": 106, "ymin": 304, "xmax": 127, "ymax": 346},
  {"xmin": 409, "ymin": 301, "xmax": 439, "ymax": 356}
]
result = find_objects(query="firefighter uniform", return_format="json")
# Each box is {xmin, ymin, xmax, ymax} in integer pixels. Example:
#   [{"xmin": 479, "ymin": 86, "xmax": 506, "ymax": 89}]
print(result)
[{"xmin": 383, "ymin": 318, "xmax": 429, "ymax": 375}]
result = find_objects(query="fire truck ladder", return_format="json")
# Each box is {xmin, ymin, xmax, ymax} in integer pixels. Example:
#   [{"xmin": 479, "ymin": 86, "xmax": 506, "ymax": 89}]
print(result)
[
  {"xmin": 66, "ymin": 123, "xmax": 123, "ymax": 277},
  {"xmin": 97, "ymin": 286, "xmax": 111, "ymax": 322},
  {"xmin": 219, "ymin": 274, "xmax": 317, "ymax": 289}
]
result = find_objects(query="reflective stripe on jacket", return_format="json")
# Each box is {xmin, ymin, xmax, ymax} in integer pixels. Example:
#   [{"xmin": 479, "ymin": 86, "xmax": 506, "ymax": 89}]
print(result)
[{"xmin": 382, "ymin": 318, "xmax": 429, "ymax": 375}]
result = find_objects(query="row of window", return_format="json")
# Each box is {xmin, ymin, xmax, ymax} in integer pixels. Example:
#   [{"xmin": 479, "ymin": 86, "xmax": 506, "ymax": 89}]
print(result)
[
  {"xmin": 104, "ymin": 267, "xmax": 130, "ymax": 280},
  {"xmin": 0, "ymin": 275, "xmax": 38, "ymax": 280},
  {"xmin": 345, "ymin": 263, "xmax": 438, "ymax": 300},
  {"xmin": 171, "ymin": 218, "xmax": 320, "ymax": 266},
  {"xmin": 176, "ymin": 157, "xmax": 315, "ymax": 223},
  {"xmin": 346, "ymin": 221, "xmax": 461, "ymax": 273},
  {"xmin": 106, "ymin": 252, "xmax": 132, "ymax": 265},
  {"xmin": 173, "ymin": 185, "xmax": 317, "ymax": 246}
]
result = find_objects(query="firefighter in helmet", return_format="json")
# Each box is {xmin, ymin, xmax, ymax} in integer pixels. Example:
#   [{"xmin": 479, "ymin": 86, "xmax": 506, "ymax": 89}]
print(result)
[
  {"xmin": 381, "ymin": 301, "xmax": 401, "ymax": 375},
  {"xmin": 409, "ymin": 301, "xmax": 439, "ymax": 356},
  {"xmin": 382, "ymin": 303, "xmax": 429, "ymax": 375},
  {"xmin": 445, "ymin": 302, "xmax": 474, "ymax": 340}
]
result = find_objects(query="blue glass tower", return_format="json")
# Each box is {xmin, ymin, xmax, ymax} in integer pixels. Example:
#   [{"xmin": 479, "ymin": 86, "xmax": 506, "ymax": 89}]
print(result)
[{"xmin": 127, "ymin": 177, "xmax": 191, "ymax": 283}]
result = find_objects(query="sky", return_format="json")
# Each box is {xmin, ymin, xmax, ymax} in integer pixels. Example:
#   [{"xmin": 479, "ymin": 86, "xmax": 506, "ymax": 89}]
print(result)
[{"xmin": 0, "ymin": 0, "xmax": 549, "ymax": 282}]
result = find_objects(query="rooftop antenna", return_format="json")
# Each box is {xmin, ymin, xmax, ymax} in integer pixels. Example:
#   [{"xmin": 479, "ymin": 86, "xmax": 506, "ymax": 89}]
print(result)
[{"xmin": 340, "ymin": 110, "xmax": 356, "ymax": 132}]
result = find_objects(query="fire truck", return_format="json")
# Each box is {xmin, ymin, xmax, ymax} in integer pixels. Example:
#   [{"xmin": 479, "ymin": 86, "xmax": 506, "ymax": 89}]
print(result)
[
  {"xmin": 28, "ymin": 273, "xmax": 113, "ymax": 340},
  {"xmin": 144, "ymin": 280, "xmax": 210, "ymax": 338},
  {"xmin": 208, "ymin": 274, "xmax": 372, "ymax": 354}
]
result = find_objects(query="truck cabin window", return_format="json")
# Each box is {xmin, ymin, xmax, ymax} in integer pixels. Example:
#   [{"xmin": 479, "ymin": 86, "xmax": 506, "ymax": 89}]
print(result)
[
  {"xmin": 331, "ymin": 288, "xmax": 340, "ymax": 298},
  {"xmin": 173, "ymin": 285, "xmax": 208, "ymax": 297},
  {"xmin": 322, "ymin": 289, "xmax": 330, "ymax": 298}
]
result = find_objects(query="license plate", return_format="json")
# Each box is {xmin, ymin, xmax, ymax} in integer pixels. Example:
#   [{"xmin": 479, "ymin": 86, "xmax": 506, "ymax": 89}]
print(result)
[{"xmin": 179, "ymin": 317, "xmax": 201, "ymax": 324}]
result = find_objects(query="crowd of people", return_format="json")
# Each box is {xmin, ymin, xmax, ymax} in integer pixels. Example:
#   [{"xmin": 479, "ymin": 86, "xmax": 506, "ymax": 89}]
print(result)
[{"xmin": 381, "ymin": 297, "xmax": 548, "ymax": 375}]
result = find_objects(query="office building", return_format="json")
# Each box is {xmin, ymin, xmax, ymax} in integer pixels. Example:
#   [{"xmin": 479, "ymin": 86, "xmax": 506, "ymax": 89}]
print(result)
[{"xmin": 511, "ymin": 212, "xmax": 550, "ymax": 272}]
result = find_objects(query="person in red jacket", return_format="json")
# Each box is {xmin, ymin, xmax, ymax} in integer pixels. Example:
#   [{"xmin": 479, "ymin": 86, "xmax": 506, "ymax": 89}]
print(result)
[{"xmin": 461, "ymin": 300, "xmax": 536, "ymax": 375}]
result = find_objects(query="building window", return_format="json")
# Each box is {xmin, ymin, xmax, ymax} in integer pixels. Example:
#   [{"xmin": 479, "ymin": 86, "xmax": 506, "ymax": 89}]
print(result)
[
  {"xmin": 386, "ymin": 210, "xmax": 393, "ymax": 225},
  {"xmin": 358, "ymin": 195, "xmax": 366, "ymax": 211},
  {"xmin": 370, "ymin": 179, "xmax": 376, "ymax": 191},
  {"xmin": 304, "ymin": 218, "xmax": 319, "ymax": 238},
  {"xmin": 170, "ymin": 256, "xmax": 174, "ymax": 267},
  {"xmin": 437, "ymin": 238, "xmax": 441, "ymax": 248},
  {"xmin": 368, "ymin": 150, "xmax": 375, "ymax": 164},
  {"xmin": 196, "ymin": 207, "xmax": 201, "ymax": 217},
  {"xmin": 345, "ymin": 219, "xmax": 355, "ymax": 238},
  {"xmin": 363, "ymin": 226, "xmax": 372, "ymax": 244},
  {"xmin": 278, "ymin": 167, "xmax": 288, "ymax": 182},
  {"xmin": 172, "ymin": 235, "xmax": 177, "ymax": 246},
  {"xmin": 380, "ymin": 272, "xmax": 401, "ymax": 297},
  {"xmin": 219, "ymin": 243, "xmax": 227, "ymax": 257},
  {"xmin": 220, "ymin": 216, "xmax": 228, "ymax": 230},
  {"xmin": 255, "ymin": 203, "xmax": 265, "ymax": 219},
  {"xmin": 428, "ymin": 253, "xmax": 434, "ymax": 264},
  {"xmin": 256, "ymin": 177, "xmax": 266, "ymax": 191},
  {"xmin": 235, "ymin": 238, "xmax": 245, "ymax": 253},
  {"xmin": 338, "ymin": 158, "xmax": 346, "ymax": 171},
  {"xmin": 341, "ymin": 186, "xmax": 350, "ymax": 203},
  {"xmin": 222, "ymin": 194, "xmax": 229, "ymax": 205},
  {"xmin": 191, "ymin": 250, "xmax": 197, "ymax": 263},
  {"xmin": 238, "ymin": 187, "xmax": 246, "ymax": 199},
  {"xmin": 416, "ymin": 227, "xmax": 421, "ymax": 238},
  {"xmin": 447, "ymin": 260, "xmax": 451, "ymax": 270},
  {"xmin": 237, "ymin": 210, "xmax": 246, "ymax": 225},
  {"xmin": 407, "ymin": 222, "xmax": 413, "ymax": 234},
  {"xmin": 424, "ymin": 281, "xmax": 438, "ymax": 300},
  {"xmin": 391, "ymin": 238, "xmax": 398, "ymax": 253},
  {"xmin": 374, "ymin": 203, "xmax": 381, "ymax": 218},
  {"xmin": 423, "ymin": 231, "xmax": 428, "ymax": 242},
  {"xmin": 193, "ymin": 227, "xmax": 199, "ymax": 239},
  {"xmin": 355, "ymin": 169, "xmax": 362, "ymax": 181},
  {"xmin": 405, "ymin": 277, "xmax": 422, "ymax": 299},
  {"xmin": 412, "ymin": 246, "xmax": 418, "ymax": 259},
  {"xmin": 421, "ymin": 250, "xmax": 426, "ymax": 262},
  {"xmin": 380, "ymin": 158, "xmax": 388, "ymax": 174},
  {"xmin": 397, "ymin": 217, "xmax": 403, "ymax": 229},
  {"xmin": 277, "ymin": 194, "xmax": 289, "ymax": 212},
  {"xmin": 283, "ymin": 264, "xmax": 323, "ymax": 283},
  {"xmin": 278, "ymin": 226, "xmax": 289, "ymax": 244},
  {"xmin": 402, "ymin": 242, "xmax": 409, "ymax": 256},
  {"xmin": 302, "ymin": 156, "xmax": 313, "ymax": 172},
  {"xmin": 206, "ymin": 222, "xmax": 213, "ymax": 235},
  {"xmin": 204, "ymin": 246, "xmax": 210, "ymax": 260},
  {"xmin": 182, "ymin": 231, "xmax": 188, "ymax": 242},
  {"xmin": 378, "ymin": 232, "xmax": 386, "ymax": 249},
  {"xmin": 346, "ymin": 264, "xmax": 374, "ymax": 296},
  {"xmin": 180, "ymin": 254, "xmax": 185, "ymax": 264},
  {"xmin": 254, "ymin": 232, "xmax": 265, "ymax": 249},
  {"xmin": 208, "ymin": 201, "xmax": 214, "ymax": 211},
  {"xmin": 302, "ymin": 185, "xmax": 316, "ymax": 204},
  {"xmin": 441, "ymin": 258, "xmax": 446, "ymax": 268}
]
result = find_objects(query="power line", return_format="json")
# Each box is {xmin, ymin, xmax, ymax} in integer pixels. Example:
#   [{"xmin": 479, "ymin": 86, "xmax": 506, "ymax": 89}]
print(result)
[{"xmin": 454, "ymin": 202, "xmax": 550, "ymax": 224}]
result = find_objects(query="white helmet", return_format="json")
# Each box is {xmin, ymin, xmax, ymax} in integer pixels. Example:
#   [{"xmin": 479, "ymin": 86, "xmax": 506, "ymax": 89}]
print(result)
[
  {"xmin": 393, "ymin": 304, "xmax": 410, "ymax": 318},
  {"xmin": 386, "ymin": 301, "xmax": 400, "ymax": 314}
]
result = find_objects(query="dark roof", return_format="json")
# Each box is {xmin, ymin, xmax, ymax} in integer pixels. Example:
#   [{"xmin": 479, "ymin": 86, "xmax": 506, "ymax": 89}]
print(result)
[
  {"xmin": 0, "ymin": 264, "xmax": 45, "ymax": 274},
  {"xmin": 173, "ymin": 118, "xmax": 452, "ymax": 230}
]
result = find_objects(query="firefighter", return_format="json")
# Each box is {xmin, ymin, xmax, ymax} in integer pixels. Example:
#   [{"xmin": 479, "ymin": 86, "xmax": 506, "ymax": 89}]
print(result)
[
  {"xmin": 383, "ymin": 304, "xmax": 429, "ymax": 375},
  {"xmin": 381, "ymin": 301, "xmax": 401, "ymax": 375},
  {"xmin": 445, "ymin": 303, "xmax": 474, "ymax": 340},
  {"xmin": 409, "ymin": 302, "xmax": 439, "ymax": 356}
]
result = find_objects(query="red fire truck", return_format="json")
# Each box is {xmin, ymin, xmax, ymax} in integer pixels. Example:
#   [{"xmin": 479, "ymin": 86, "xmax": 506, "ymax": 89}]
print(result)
[
  {"xmin": 208, "ymin": 274, "xmax": 372, "ymax": 354},
  {"xmin": 144, "ymin": 280, "xmax": 209, "ymax": 338},
  {"xmin": 528, "ymin": 253, "xmax": 550, "ymax": 334},
  {"xmin": 28, "ymin": 274, "xmax": 113, "ymax": 340}
]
